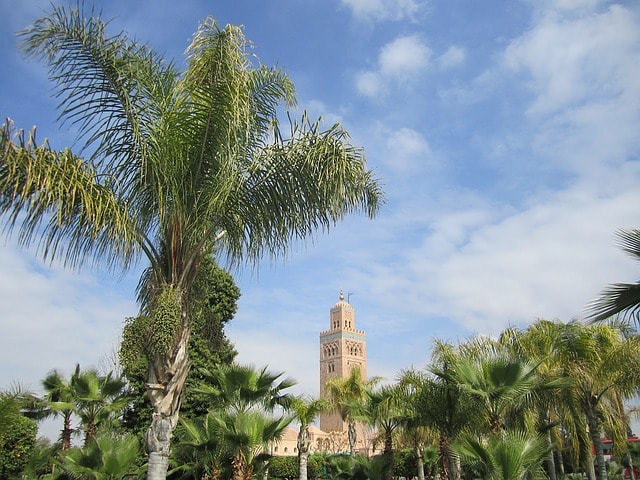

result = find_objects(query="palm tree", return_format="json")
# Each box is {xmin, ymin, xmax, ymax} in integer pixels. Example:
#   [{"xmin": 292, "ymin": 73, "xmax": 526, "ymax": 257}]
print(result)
[
  {"xmin": 172, "ymin": 413, "xmax": 226, "ymax": 480},
  {"xmin": 452, "ymin": 351, "xmax": 550, "ymax": 434},
  {"xmin": 454, "ymin": 431, "xmax": 549, "ymax": 480},
  {"xmin": 549, "ymin": 321, "xmax": 640, "ymax": 480},
  {"xmin": 428, "ymin": 340, "xmax": 506, "ymax": 480},
  {"xmin": 210, "ymin": 410, "xmax": 292, "ymax": 480},
  {"xmin": 396, "ymin": 369, "xmax": 438, "ymax": 480},
  {"xmin": 356, "ymin": 383, "xmax": 404, "ymax": 478},
  {"xmin": 41, "ymin": 368, "xmax": 77, "ymax": 450},
  {"xmin": 71, "ymin": 368, "xmax": 130, "ymax": 446},
  {"xmin": 175, "ymin": 364, "xmax": 296, "ymax": 480},
  {"xmin": 587, "ymin": 228, "xmax": 640, "ymax": 323},
  {"xmin": 324, "ymin": 366, "xmax": 380, "ymax": 456},
  {"xmin": 195, "ymin": 363, "xmax": 296, "ymax": 414},
  {"xmin": 1, "ymin": 5, "xmax": 383, "ymax": 479},
  {"xmin": 499, "ymin": 322, "xmax": 577, "ymax": 480},
  {"xmin": 289, "ymin": 396, "xmax": 331, "ymax": 480},
  {"xmin": 56, "ymin": 432, "xmax": 143, "ymax": 480}
]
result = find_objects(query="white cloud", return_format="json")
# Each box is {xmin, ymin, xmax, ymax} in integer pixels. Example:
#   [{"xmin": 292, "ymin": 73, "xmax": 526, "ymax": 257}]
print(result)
[
  {"xmin": 431, "ymin": 181, "xmax": 640, "ymax": 334},
  {"xmin": 0, "ymin": 243, "xmax": 137, "ymax": 392},
  {"xmin": 437, "ymin": 45, "xmax": 465, "ymax": 69},
  {"xmin": 355, "ymin": 71, "xmax": 383, "ymax": 98},
  {"xmin": 340, "ymin": 0, "xmax": 421, "ymax": 22},
  {"xmin": 385, "ymin": 127, "xmax": 432, "ymax": 171},
  {"xmin": 503, "ymin": 4, "xmax": 640, "ymax": 116},
  {"xmin": 355, "ymin": 34, "xmax": 430, "ymax": 97},
  {"xmin": 379, "ymin": 34, "xmax": 431, "ymax": 78}
]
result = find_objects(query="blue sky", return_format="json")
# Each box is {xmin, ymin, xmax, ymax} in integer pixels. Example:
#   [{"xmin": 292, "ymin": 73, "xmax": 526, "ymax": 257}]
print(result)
[{"xmin": 2, "ymin": 0, "xmax": 640, "ymax": 438}]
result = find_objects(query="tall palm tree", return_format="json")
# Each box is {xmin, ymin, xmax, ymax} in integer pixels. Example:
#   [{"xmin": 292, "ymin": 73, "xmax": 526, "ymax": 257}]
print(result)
[
  {"xmin": 396, "ymin": 369, "xmax": 439, "ymax": 480},
  {"xmin": 356, "ymin": 384, "xmax": 404, "ymax": 475},
  {"xmin": 426, "ymin": 341, "xmax": 483, "ymax": 480},
  {"xmin": 549, "ymin": 321, "xmax": 640, "ymax": 480},
  {"xmin": 587, "ymin": 228, "xmax": 640, "ymax": 323},
  {"xmin": 289, "ymin": 396, "xmax": 331, "ymax": 480},
  {"xmin": 499, "ymin": 322, "xmax": 577, "ymax": 480},
  {"xmin": 324, "ymin": 366, "xmax": 380, "ymax": 456},
  {"xmin": 1, "ymin": 5, "xmax": 383, "ymax": 479}
]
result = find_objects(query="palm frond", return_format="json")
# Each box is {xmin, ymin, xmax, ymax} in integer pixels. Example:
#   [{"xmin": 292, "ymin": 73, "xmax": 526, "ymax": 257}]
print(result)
[
  {"xmin": 0, "ymin": 122, "xmax": 142, "ymax": 271},
  {"xmin": 586, "ymin": 282, "xmax": 640, "ymax": 323}
]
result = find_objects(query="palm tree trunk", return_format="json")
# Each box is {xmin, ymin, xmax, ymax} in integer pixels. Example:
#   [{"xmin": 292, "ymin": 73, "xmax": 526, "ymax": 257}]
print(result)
[
  {"xmin": 348, "ymin": 421, "xmax": 357, "ymax": 455},
  {"xmin": 439, "ymin": 434, "xmax": 460, "ymax": 480},
  {"xmin": 587, "ymin": 403, "xmax": 608, "ymax": 480},
  {"xmin": 61, "ymin": 411, "xmax": 72, "ymax": 450},
  {"xmin": 298, "ymin": 426, "xmax": 310, "ymax": 480},
  {"xmin": 415, "ymin": 445, "xmax": 425, "ymax": 480},
  {"xmin": 299, "ymin": 452, "xmax": 309, "ymax": 480},
  {"xmin": 84, "ymin": 419, "xmax": 95, "ymax": 447},
  {"xmin": 383, "ymin": 429, "xmax": 394, "ymax": 480},
  {"xmin": 545, "ymin": 430, "xmax": 557, "ymax": 480},
  {"xmin": 438, "ymin": 435, "xmax": 449, "ymax": 480},
  {"xmin": 231, "ymin": 453, "xmax": 245, "ymax": 480},
  {"xmin": 554, "ymin": 446, "xmax": 565, "ymax": 476},
  {"xmin": 627, "ymin": 450, "xmax": 636, "ymax": 480},
  {"xmin": 145, "ymin": 315, "xmax": 192, "ymax": 480}
]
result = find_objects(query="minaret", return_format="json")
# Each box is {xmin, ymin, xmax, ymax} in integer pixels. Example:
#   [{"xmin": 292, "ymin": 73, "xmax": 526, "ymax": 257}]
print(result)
[{"xmin": 319, "ymin": 290, "xmax": 367, "ymax": 432}]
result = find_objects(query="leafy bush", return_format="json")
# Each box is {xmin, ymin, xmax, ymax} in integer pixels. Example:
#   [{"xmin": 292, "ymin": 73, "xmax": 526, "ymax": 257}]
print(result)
[
  {"xmin": 393, "ymin": 449, "xmax": 418, "ymax": 478},
  {"xmin": 0, "ymin": 413, "xmax": 37, "ymax": 480},
  {"xmin": 269, "ymin": 456, "xmax": 298, "ymax": 479}
]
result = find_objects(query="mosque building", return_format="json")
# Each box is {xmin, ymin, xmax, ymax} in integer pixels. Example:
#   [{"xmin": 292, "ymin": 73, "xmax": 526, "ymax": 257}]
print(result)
[{"xmin": 270, "ymin": 291, "xmax": 375, "ymax": 456}]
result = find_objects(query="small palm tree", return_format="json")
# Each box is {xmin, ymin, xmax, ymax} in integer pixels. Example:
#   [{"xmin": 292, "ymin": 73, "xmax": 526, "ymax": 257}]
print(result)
[
  {"xmin": 289, "ymin": 396, "xmax": 331, "ymax": 480},
  {"xmin": 210, "ymin": 410, "xmax": 292, "ymax": 480},
  {"xmin": 56, "ymin": 432, "xmax": 143, "ymax": 480},
  {"xmin": 172, "ymin": 413, "xmax": 226, "ymax": 480},
  {"xmin": 41, "ymin": 368, "xmax": 77, "ymax": 450},
  {"xmin": 72, "ymin": 368, "xmax": 130, "ymax": 446},
  {"xmin": 324, "ymin": 366, "xmax": 380, "ymax": 455},
  {"xmin": 454, "ymin": 431, "xmax": 549, "ymax": 480},
  {"xmin": 195, "ymin": 363, "xmax": 296, "ymax": 414}
]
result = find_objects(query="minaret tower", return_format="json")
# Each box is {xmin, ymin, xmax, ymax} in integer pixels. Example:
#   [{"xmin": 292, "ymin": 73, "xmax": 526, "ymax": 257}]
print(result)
[{"xmin": 319, "ymin": 290, "xmax": 367, "ymax": 432}]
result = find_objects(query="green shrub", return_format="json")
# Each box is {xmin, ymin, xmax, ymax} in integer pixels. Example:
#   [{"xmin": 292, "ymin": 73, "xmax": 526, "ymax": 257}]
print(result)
[
  {"xmin": 393, "ymin": 449, "xmax": 418, "ymax": 478},
  {"xmin": 0, "ymin": 414, "xmax": 37, "ymax": 480},
  {"xmin": 269, "ymin": 456, "xmax": 298, "ymax": 479}
]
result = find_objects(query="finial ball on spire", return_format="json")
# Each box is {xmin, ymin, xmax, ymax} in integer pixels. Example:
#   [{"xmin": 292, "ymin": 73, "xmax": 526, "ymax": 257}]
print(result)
[{"xmin": 339, "ymin": 290, "xmax": 344, "ymax": 301}]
